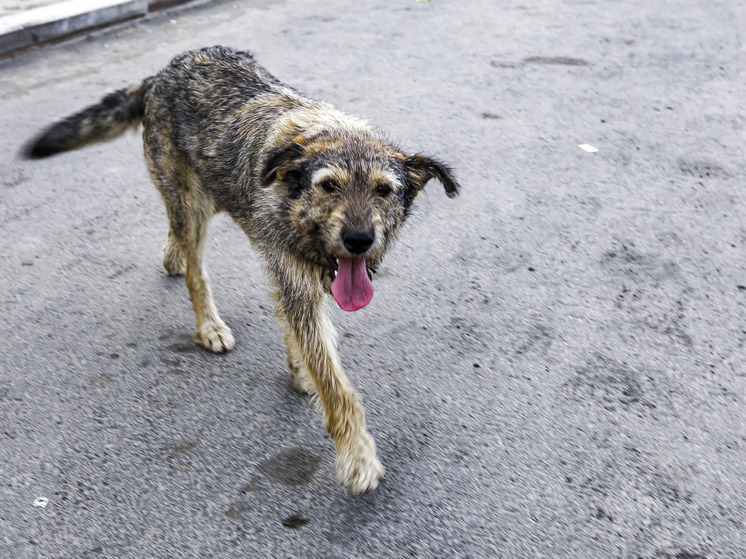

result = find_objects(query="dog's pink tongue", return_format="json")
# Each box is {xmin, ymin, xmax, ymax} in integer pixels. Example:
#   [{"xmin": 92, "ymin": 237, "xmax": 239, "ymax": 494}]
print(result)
[{"xmin": 331, "ymin": 258, "xmax": 374, "ymax": 311}]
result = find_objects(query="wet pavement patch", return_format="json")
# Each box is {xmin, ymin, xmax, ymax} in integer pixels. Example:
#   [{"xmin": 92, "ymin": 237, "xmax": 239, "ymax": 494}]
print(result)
[
  {"xmin": 491, "ymin": 56, "xmax": 590, "ymax": 68},
  {"xmin": 282, "ymin": 514, "xmax": 310, "ymax": 528},
  {"xmin": 167, "ymin": 342, "xmax": 201, "ymax": 354},
  {"xmin": 568, "ymin": 354, "xmax": 657, "ymax": 410},
  {"xmin": 257, "ymin": 447, "xmax": 321, "ymax": 486},
  {"xmin": 224, "ymin": 501, "xmax": 250, "ymax": 520},
  {"xmin": 162, "ymin": 441, "xmax": 198, "ymax": 471}
]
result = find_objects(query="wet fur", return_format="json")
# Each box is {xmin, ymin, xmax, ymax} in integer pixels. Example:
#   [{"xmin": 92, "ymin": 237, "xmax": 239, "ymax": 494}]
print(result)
[{"xmin": 25, "ymin": 46, "xmax": 459, "ymax": 494}]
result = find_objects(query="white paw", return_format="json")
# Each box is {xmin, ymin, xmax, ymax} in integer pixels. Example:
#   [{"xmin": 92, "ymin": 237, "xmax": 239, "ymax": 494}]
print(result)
[
  {"xmin": 162, "ymin": 243, "xmax": 185, "ymax": 276},
  {"xmin": 193, "ymin": 322, "xmax": 235, "ymax": 353},
  {"xmin": 336, "ymin": 431, "xmax": 385, "ymax": 494}
]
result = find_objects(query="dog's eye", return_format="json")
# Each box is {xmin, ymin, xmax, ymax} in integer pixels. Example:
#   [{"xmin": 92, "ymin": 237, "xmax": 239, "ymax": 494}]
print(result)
[
  {"xmin": 376, "ymin": 183, "xmax": 393, "ymax": 198},
  {"xmin": 320, "ymin": 179, "xmax": 338, "ymax": 193}
]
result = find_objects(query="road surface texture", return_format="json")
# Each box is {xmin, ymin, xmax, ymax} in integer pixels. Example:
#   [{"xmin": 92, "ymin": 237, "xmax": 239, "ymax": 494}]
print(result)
[{"xmin": 1, "ymin": 0, "xmax": 745, "ymax": 557}]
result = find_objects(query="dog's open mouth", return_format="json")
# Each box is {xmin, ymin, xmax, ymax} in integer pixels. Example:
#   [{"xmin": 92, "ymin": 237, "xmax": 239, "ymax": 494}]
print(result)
[{"xmin": 328, "ymin": 256, "xmax": 374, "ymax": 312}]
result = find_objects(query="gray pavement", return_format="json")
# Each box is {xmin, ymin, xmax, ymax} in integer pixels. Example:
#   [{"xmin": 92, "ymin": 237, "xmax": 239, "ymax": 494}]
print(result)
[{"xmin": 1, "ymin": 0, "xmax": 746, "ymax": 557}]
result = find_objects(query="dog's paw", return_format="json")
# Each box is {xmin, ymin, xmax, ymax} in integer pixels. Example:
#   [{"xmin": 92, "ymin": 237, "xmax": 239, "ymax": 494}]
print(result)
[
  {"xmin": 162, "ymin": 243, "xmax": 185, "ymax": 276},
  {"xmin": 193, "ymin": 323, "xmax": 235, "ymax": 353},
  {"xmin": 336, "ymin": 431, "xmax": 385, "ymax": 495}
]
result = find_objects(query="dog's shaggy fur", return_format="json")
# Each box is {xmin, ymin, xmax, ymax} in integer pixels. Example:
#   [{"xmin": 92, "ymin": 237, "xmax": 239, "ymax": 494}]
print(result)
[{"xmin": 25, "ymin": 46, "xmax": 459, "ymax": 494}]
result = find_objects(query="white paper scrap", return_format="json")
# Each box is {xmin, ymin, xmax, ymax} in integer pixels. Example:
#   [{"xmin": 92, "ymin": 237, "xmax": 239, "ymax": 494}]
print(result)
[
  {"xmin": 578, "ymin": 144, "xmax": 599, "ymax": 153},
  {"xmin": 33, "ymin": 497, "xmax": 49, "ymax": 509}
]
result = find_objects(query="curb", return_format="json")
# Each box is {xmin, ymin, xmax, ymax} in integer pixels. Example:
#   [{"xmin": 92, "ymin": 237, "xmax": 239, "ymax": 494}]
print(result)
[{"xmin": 0, "ymin": 0, "xmax": 186, "ymax": 57}]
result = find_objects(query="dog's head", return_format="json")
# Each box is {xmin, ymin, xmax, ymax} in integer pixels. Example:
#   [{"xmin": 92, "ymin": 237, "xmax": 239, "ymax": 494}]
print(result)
[{"xmin": 261, "ymin": 130, "xmax": 459, "ymax": 311}]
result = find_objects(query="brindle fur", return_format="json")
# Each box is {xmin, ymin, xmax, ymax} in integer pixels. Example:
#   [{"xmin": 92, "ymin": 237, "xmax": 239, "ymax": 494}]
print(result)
[{"xmin": 25, "ymin": 46, "xmax": 459, "ymax": 494}]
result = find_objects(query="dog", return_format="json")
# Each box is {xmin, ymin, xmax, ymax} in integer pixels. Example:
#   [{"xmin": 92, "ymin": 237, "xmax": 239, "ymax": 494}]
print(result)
[{"xmin": 25, "ymin": 46, "xmax": 459, "ymax": 494}]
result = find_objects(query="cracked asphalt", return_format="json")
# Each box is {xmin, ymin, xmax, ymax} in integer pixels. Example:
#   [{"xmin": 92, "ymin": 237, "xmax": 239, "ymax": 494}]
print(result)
[{"xmin": 1, "ymin": 0, "xmax": 745, "ymax": 557}]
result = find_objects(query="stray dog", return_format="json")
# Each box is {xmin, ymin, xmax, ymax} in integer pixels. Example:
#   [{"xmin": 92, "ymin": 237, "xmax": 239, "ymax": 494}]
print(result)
[{"xmin": 25, "ymin": 46, "xmax": 459, "ymax": 494}]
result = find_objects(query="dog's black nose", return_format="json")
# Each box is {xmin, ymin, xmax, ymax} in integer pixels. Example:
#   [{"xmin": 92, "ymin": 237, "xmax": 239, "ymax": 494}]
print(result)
[{"xmin": 342, "ymin": 229, "xmax": 375, "ymax": 254}]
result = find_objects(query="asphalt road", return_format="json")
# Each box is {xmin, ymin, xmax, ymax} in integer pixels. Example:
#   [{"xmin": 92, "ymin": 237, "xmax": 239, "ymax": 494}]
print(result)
[{"xmin": 1, "ymin": 0, "xmax": 745, "ymax": 557}]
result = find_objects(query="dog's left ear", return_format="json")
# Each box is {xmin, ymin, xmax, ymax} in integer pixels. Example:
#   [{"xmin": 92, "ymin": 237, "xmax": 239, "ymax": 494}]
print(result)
[
  {"xmin": 261, "ymin": 136, "xmax": 309, "ymax": 185},
  {"xmin": 403, "ymin": 154, "xmax": 460, "ymax": 198}
]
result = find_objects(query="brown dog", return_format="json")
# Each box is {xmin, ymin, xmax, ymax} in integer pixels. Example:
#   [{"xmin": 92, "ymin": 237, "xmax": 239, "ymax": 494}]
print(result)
[{"xmin": 26, "ymin": 46, "xmax": 459, "ymax": 493}]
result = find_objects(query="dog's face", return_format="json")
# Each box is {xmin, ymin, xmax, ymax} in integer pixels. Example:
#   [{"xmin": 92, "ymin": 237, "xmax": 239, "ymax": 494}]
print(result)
[{"xmin": 262, "ymin": 131, "xmax": 459, "ymax": 310}]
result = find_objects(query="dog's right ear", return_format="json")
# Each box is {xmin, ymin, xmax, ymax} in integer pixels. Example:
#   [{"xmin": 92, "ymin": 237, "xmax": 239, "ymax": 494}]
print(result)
[{"xmin": 261, "ymin": 136, "xmax": 309, "ymax": 185}]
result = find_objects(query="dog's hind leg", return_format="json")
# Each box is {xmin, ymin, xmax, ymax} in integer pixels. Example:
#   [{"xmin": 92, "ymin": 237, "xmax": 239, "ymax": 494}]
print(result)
[
  {"xmin": 176, "ymin": 199, "xmax": 235, "ymax": 353},
  {"xmin": 273, "ymin": 266, "xmax": 384, "ymax": 494},
  {"xmin": 145, "ymin": 142, "xmax": 235, "ymax": 353}
]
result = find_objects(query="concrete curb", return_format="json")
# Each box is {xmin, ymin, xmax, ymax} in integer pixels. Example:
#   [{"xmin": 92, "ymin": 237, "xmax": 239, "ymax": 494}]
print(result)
[{"xmin": 0, "ymin": 0, "xmax": 184, "ymax": 57}]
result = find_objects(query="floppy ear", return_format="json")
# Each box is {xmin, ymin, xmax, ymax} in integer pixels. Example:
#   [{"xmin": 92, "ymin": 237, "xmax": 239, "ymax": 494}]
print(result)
[
  {"xmin": 404, "ymin": 154, "xmax": 460, "ymax": 198},
  {"xmin": 261, "ymin": 136, "xmax": 309, "ymax": 185}
]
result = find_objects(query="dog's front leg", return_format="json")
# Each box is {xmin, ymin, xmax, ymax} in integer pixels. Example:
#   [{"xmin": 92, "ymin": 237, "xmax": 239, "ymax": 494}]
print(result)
[{"xmin": 273, "ymin": 274, "xmax": 384, "ymax": 494}]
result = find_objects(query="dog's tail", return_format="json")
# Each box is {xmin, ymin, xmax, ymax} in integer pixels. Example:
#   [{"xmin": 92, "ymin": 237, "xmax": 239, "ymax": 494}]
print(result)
[{"xmin": 24, "ymin": 77, "xmax": 154, "ymax": 159}]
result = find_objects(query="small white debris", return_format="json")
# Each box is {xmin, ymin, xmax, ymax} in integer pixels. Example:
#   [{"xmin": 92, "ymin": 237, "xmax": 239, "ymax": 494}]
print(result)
[
  {"xmin": 169, "ymin": 19, "xmax": 177, "ymax": 24},
  {"xmin": 33, "ymin": 497, "xmax": 49, "ymax": 509},
  {"xmin": 578, "ymin": 144, "xmax": 599, "ymax": 153}
]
